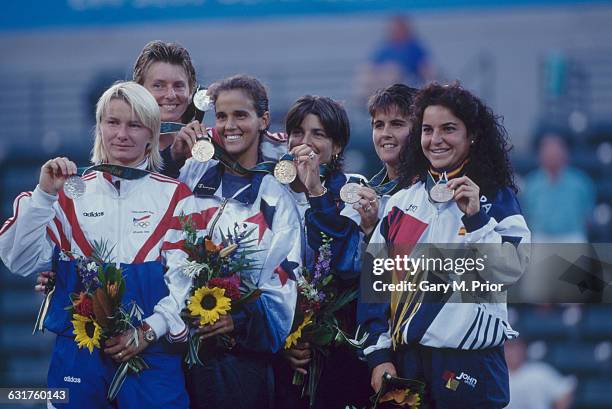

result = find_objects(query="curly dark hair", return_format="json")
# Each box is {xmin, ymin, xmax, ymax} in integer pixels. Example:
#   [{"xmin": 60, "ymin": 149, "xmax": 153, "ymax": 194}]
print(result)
[
  {"xmin": 285, "ymin": 95, "xmax": 350, "ymax": 170},
  {"xmin": 400, "ymin": 82, "xmax": 516, "ymax": 195}
]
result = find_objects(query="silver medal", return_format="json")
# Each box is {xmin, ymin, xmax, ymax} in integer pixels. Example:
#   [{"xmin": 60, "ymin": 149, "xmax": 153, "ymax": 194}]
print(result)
[
  {"xmin": 193, "ymin": 89, "xmax": 213, "ymax": 112},
  {"xmin": 63, "ymin": 175, "xmax": 86, "ymax": 199},
  {"xmin": 429, "ymin": 183, "xmax": 454, "ymax": 203},
  {"xmin": 273, "ymin": 160, "xmax": 297, "ymax": 184},
  {"xmin": 191, "ymin": 138, "xmax": 215, "ymax": 162},
  {"xmin": 339, "ymin": 182, "xmax": 361, "ymax": 204}
]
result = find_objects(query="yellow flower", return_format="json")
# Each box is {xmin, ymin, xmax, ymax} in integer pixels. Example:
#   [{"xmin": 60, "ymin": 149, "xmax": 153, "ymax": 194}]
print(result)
[
  {"xmin": 284, "ymin": 313, "xmax": 313, "ymax": 349},
  {"xmin": 106, "ymin": 282, "xmax": 119, "ymax": 300},
  {"xmin": 380, "ymin": 388, "xmax": 421, "ymax": 408},
  {"xmin": 188, "ymin": 286, "xmax": 231, "ymax": 326},
  {"xmin": 219, "ymin": 243, "xmax": 238, "ymax": 258},
  {"xmin": 72, "ymin": 314, "xmax": 102, "ymax": 353}
]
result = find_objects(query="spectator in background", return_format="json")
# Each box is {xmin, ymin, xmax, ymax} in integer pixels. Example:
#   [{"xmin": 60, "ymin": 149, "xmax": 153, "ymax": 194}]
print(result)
[
  {"xmin": 505, "ymin": 338, "xmax": 575, "ymax": 409},
  {"xmin": 356, "ymin": 16, "xmax": 433, "ymax": 99},
  {"xmin": 522, "ymin": 133, "xmax": 596, "ymax": 242}
]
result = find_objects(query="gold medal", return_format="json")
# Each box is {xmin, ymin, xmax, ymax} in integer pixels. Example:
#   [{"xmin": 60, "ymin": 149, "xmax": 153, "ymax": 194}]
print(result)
[
  {"xmin": 340, "ymin": 182, "xmax": 361, "ymax": 204},
  {"xmin": 191, "ymin": 138, "xmax": 215, "ymax": 162},
  {"xmin": 193, "ymin": 89, "xmax": 213, "ymax": 112},
  {"xmin": 273, "ymin": 160, "xmax": 297, "ymax": 184}
]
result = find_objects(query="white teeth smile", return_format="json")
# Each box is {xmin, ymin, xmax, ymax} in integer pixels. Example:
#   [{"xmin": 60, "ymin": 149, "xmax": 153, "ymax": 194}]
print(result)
[
  {"xmin": 382, "ymin": 144, "xmax": 397, "ymax": 149},
  {"xmin": 226, "ymin": 135, "xmax": 241, "ymax": 141},
  {"xmin": 431, "ymin": 149, "xmax": 449, "ymax": 153},
  {"xmin": 161, "ymin": 105, "xmax": 178, "ymax": 111}
]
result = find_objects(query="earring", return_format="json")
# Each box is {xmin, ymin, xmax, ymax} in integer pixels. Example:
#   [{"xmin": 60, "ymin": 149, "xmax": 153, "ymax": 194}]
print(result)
[{"xmin": 470, "ymin": 139, "xmax": 475, "ymax": 145}]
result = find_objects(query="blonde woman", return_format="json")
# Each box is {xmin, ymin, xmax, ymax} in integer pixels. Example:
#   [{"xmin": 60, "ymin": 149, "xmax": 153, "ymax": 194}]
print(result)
[{"xmin": 0, "ymin": 81, "xmax": 212, "ymax": 408}]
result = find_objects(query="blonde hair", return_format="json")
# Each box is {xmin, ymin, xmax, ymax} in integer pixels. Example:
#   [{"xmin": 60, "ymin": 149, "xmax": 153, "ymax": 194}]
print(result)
[{"xmin": 92, "ymin": 81, "xmax": 162, "ymax": 171}]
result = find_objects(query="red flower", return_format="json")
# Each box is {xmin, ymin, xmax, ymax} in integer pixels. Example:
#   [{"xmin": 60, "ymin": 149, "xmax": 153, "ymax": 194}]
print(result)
[
  {"xmin": 208, "ymin": 275, "xmax": 241, "ymax": 301},
  {"xmin": 73, "ymin": 292, "xmax": 94, "ymax": 317}
]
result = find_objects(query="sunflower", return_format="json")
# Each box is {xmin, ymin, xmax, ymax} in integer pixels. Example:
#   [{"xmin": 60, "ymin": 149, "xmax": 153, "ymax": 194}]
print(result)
[
  {"xmin": 72, "ymin": 314, "xmax": 102, "ymax": 353},
  {"xmin": 380, "ymin": 388, "xmax": 421, "ymax": 408},
  {"xmin": 188, "ymin": 286, "xmax": 231, "ymax": 326},
  {"xmin": 284, "ymin": 313, "xmax": 313, "ymax": 349}
]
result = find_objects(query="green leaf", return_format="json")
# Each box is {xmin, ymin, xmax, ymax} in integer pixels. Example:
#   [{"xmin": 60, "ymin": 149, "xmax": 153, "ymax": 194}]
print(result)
[
  {"xmin": 234, "ymin": 289, "xmax": 262, "ymax": 307},
  {"xmin": 107, "ymin": 361, "xmax": 130, "ymax": 401},
  {"xmin": 324, "ymin": 288, "xmax": 358, "ymax": 315},
  {"xmin": 302, "ymin": 324, "xmax": 335, "ymax": 346}
]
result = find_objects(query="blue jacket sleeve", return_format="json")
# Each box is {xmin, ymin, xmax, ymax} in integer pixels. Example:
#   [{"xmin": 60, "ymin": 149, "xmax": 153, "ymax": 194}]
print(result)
[
  {"xmin": 160, "ymin": 146, "xmax": 186, "ymax": 179},
  {"xmin": 305, "ymin": 190, "xmax": 362, "ymax": 280},
  {"xmin": 357, "ymin": 207, "xmax": 394, "ymax": 370}
]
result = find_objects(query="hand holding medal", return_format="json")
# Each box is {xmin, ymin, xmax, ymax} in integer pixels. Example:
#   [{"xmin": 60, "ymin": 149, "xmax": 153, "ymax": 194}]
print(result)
[
  {"xmin": 446, "ymin": 175, "xmax": 480, "ymax": 216},
  {"xmin": 291, "ymin": 144, "xmax": 325, "ymax": 196},
  {"xmin": 39, "ymin": 157, "xmax": 79, "ymax": 197},
  {"xmin": 191, "ymin": 88, "xmax": 216, "ymax": 162},
  {"xmin": 353, "ymin": 186, "xmax": 380, "ymax": 236}
]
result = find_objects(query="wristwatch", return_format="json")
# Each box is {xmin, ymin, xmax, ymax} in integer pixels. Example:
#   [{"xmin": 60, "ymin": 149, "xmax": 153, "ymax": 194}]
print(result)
[{"xmin": 141, "ymin": 322, "xmax": 157, "ymax": 343}]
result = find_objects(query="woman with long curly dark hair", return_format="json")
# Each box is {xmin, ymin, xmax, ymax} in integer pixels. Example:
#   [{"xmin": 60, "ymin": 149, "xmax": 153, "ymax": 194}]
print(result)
[
  {"xmin": 400, "ymin": 82, "xmax": 516, "ymax": 194},
  {"xmin": 358, "ymin": 83, "xmax": 531, "ymax": 409}
]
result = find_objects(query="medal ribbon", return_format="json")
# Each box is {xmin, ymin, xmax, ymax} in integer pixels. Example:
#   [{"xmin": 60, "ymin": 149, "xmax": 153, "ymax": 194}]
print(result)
[
  {"xmin": 160, "ymin": 122, "xmax": 184, "ymax": 134},
  {"xmin": 344, "ymin": 171, "xmax": 400, "ymax": 197},
  {"xmin": 210, "ymin": 144, "xmax": 332, "ymax": 181},
  {"xmin": 78, "ymin": 164, "xmax": 151, "ymax": 180}
]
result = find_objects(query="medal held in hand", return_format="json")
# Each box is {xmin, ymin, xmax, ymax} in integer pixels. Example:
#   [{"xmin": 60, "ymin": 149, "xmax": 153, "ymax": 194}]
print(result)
[
  {"xmin": 339, "ymin": 182, "xmax": 361, "ymax": 204},
  {"xmin": 191, "ymin": 137, "xmax": 215, "ymax": 162},
  {"xmin": 193, "ymin": 88, "xmax": 213, "ymax": 112},
  {"xmin": 429, "ymin": 171, "xmax": 454, "ymax": 203},
  {"xmin": 273, "ymin": 154, "xmax": 297, "ymax": 184},
  {"xmin": 63, "ymin": 175, "xmax": 86, "ymax": 199}
]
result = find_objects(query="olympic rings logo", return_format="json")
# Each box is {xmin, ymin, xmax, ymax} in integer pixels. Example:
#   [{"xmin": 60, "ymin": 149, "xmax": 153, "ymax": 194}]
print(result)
[{"xmin": 133, "ymin": 221, "xmax": 150, "ymax": 228}]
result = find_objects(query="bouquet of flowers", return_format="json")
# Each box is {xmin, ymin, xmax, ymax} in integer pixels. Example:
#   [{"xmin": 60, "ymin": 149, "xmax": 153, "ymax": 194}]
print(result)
[
  {"xmin": 285, "ymin": 234, "xmax": 368, "ymax": 408},
  {"xmin": 180, "ymin": 216, "xmax": 262, "ymax": 367},
  {"xmin": 66, "ymin": 240, "xmax": 148, "ymax": 401},
  {"xmin": 345, "ymin": 373, "xmax": 425, "ymax": 409}
]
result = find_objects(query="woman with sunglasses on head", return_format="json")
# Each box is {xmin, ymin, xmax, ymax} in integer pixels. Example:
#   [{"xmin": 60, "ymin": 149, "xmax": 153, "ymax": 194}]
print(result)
[
  {"xmin": 0, "ymin": 81, "xmax": 211, "ymax": 409},
  {"xmin": 358, "ymin": 83, "xmax": 530, "ymax": 409},
  {"xmin": 164, "ymin": 74, "xmax": 302, "ymax": 409}
]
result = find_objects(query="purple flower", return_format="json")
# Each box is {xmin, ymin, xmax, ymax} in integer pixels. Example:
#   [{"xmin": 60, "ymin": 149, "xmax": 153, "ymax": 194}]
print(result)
[{"xmin": 76, "ymin": 258, "xmax": 100, "ymax": 292}]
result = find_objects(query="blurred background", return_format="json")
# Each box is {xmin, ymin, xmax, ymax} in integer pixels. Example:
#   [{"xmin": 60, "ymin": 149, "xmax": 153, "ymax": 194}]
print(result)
[{"xmin": 0, "ymin": 0, "xmax": 611, "ymax": 408}]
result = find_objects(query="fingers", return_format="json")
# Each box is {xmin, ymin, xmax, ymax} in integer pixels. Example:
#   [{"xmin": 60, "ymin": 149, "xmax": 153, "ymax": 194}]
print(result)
[
  {"xmin": 46, "ymin": 157, "xmax": 76, "ymax": 177},
  {"xmin": 453, "ymin": 184, "xmax": 478, "ymax": 202},
  {"xmin": 287, "ymin": 355, "xmax": 311, "ymax": 370},
  {"xmin": 290, "ymin": 145, "xmax": 318, "ymax": 165},
  {"xmin": 285, "ymin": 346, "xmax": 312, "ymax": 369},
  {"xmin": 178, "ymin": 121, "xmax": 203, "ymax": 147},
  {"xmin": 35, "ymin": 272, "xmax": 52, "ymax": 293},
  {"xmin": 287, "ymin": 345, "xmax": 311, "ymax": 359},
  {"xmin": 447, "ymin": 175, "xmax": 477, "ymax": 190}
]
